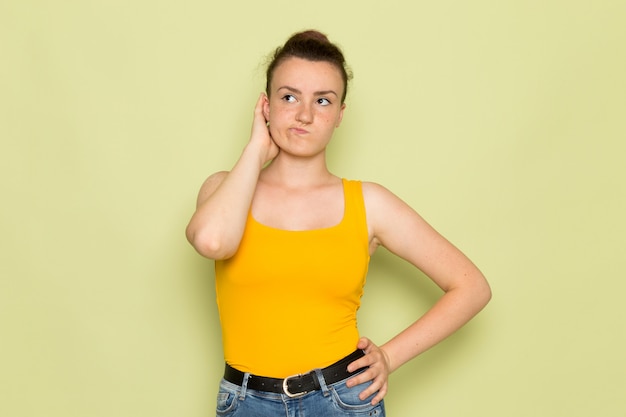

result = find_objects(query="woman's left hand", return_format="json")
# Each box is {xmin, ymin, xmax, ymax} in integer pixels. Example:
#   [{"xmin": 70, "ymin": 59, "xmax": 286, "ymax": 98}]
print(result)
[{"xmin": 346, "ymin": 337, "xmax": 391, "ymax": 405}]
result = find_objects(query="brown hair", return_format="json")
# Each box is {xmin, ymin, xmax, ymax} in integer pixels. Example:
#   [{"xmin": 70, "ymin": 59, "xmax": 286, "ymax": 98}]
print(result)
[{"xmin": 265, "ymin": 30, "xmax": 352, "ymax": 103}]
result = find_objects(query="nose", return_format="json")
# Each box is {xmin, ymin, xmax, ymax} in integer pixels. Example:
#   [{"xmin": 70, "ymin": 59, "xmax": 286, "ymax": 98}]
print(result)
[{"xmin": 296, "ymin": 102, "xmax": 313, "ymax": 124}]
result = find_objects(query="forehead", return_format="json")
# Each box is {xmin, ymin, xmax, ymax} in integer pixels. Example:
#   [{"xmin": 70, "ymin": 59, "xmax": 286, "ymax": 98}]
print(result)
[{"xmin": 270, "ymin": 57, "xmax": 344, "ymax": 94}]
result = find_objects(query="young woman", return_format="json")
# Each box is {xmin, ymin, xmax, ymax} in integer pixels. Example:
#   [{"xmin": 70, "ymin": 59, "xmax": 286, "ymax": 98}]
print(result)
[{"xmin": 186, "ymin": 30, "xmax": 491, "ymax": 417}]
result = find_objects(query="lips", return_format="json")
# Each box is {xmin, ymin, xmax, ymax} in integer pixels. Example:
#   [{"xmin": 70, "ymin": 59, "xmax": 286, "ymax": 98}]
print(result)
[{"xmin": 290, "ymin": 127, "xmax": 309, "ymax": 135}]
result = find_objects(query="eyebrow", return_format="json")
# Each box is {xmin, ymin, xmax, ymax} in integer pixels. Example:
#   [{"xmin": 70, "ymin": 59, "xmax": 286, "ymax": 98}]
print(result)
[{"xmin": 277, "ymin": 86, "xmax": 339, "ymax": 98}]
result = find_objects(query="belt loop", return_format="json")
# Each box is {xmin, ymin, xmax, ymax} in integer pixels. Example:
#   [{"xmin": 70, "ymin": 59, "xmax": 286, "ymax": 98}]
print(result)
[
  {"xmin": 313, "ymin": 368, "xmax": 330, "ymax": 397},
  {"xmin": 238, "ymin": 372, "xmax": 250, "ymax": 400}
]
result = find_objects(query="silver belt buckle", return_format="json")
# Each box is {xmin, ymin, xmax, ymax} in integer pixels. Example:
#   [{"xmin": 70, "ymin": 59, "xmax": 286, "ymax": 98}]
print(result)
[{"xmin": 282, "ymin": 373, "xmax": 307, "ymax": 398}]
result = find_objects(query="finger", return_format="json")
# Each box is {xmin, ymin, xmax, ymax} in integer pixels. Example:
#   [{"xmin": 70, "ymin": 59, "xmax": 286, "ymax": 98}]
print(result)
[
  {"xmin": 346, "ymin": 365, "xmax": 378, "ymax": 388},
  {"xmin": 253, "ymin": 93, "xmax": 268, "ymax": 120},
  {"xmin": 348, "ymin": 350, "xmax": 385, "ymax": 373},
  {"xmin": 356, "ymin": 337, "xmax": 371, "ymax": 350},
  {"xmin": 369, "ymin": 384, "xmax": 388, "ymax": 405},
  {"xmin": 251, "ymin": 97, "xmax": 270, "ymax": 134},
  {"xmin": 346, "ymin": 370, "xmax": 364, "ymax": 387},
  {"xmin": 253, "ymin": 93, "xmax": 262, "ymax": 113},
  {"xmin": 347, "ymin": 356, "xmax": 368, "ymax": 373},
  {"xmin": 357, "ymin": 376, "xmax": 386, "ymax": 402},
  {"xmin": 348, "ymin": 340, "xmax": 374, "ymax": 372}
]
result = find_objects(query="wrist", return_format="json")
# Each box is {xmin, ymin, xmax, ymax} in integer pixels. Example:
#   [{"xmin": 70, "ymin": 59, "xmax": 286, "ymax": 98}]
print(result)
[
  {"xmin": 241, "ymin": 142, "xmax": 269, "ymax": 169},
  {"xmin": 379, "ymin": 344, "xmax": 397, "ymax": 373}
]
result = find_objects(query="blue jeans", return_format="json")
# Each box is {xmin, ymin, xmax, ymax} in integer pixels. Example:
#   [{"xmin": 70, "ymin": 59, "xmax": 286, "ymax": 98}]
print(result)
[{"xmin": 216, "ymin": 368, "xmax": 386, "ymax": 417}]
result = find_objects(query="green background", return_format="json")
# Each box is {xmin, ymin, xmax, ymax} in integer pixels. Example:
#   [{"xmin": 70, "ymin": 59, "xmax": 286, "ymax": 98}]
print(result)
[{"xmin": 2, "ymin": 0, "xmax": 625, "ymax": 415}]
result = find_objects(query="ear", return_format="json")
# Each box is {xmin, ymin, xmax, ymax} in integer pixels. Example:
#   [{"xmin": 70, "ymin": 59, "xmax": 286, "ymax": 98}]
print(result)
[
  {"xmin": 262, "ymin": 94, "xmax": 270, "ymax": 121},
  {"xmin": 335, "ymin": 102, "xmax": 346, "ymax": 127}
]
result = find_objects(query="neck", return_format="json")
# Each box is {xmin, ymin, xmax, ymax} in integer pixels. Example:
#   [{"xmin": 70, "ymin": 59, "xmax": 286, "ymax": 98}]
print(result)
[{"xmin": 260, "ymin": 153, "xmax": 336, "ymax": 188}]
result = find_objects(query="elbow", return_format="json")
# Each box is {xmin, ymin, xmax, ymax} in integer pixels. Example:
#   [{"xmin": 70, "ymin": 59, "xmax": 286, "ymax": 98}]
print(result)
[
  {"xmin": 186, "ymin": 226, "xmax": 237, "ymax": 260},
  {"xmin": 476, "ymin": 276, "xmax": 492, "ymax": 309},
  {"xmin": 454, "ymin": 272, "xmax": 491, "ymax": 312}
]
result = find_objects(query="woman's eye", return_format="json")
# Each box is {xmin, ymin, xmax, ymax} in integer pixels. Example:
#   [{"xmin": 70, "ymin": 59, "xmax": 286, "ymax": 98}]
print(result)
[
  {"xmin": 282, "ymin": 94, "xmax": 297, "ymax": 103},
  {"xmin": 317, "ymin": 98, "xmax": 331, "ymax": 106}
]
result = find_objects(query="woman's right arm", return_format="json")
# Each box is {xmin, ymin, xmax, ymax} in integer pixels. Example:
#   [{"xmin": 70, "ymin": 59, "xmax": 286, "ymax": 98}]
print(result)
[{"xmin": 185, "ymin": 94, "xmax": 278, "ymax": 259}]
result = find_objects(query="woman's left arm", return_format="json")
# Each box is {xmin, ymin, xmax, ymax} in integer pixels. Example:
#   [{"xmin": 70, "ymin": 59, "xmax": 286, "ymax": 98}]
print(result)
[{"xmin": 347, "ymin": 182, "xmax": 492, "ymax": 404}]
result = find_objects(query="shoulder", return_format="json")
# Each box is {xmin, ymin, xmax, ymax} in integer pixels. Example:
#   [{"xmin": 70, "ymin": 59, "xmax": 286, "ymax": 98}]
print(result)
[
  {"xmin": 344, "ymin": 179, "xmax": 394, "ymax": 197},
  {"xmin": 360, "ymin": 181, "xmax": 427, "ymax": 248},
  {"xmin": 361, "ymin": 180, "xmax": 413, "ymax": 235},
  {"xmin": 360, "ymin": 181, "xmax": 418, "ymax": 224},
  {"xmin": 361, "ymin": 181, "xmax": 406, "ymax": 210},
  {"xmin": 195, "ymin": 170, "xmax": 229, "ymax": 207}
]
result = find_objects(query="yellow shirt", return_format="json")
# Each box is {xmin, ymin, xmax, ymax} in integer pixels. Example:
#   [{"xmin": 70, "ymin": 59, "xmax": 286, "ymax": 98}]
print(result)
[{"xmin": 215, "ymin": 179, "xmax": 370, "ymax": 377}]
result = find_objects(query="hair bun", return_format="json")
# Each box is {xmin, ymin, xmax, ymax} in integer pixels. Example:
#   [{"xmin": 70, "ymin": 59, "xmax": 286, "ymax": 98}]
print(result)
[{"xmin": 290, "ymin": 30, "xmax": 331, "ymax": 44}]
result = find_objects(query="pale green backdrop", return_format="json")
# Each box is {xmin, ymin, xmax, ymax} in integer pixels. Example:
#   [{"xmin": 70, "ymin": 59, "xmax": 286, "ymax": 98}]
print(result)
[{"xmin": 1, "ymin": 0, "xmax": 625, "ymax": 416}]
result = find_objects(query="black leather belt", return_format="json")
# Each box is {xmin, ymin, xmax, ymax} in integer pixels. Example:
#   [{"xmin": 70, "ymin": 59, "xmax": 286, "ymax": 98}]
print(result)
[{"xmin": 223, "ymin": 349, "xmax": 366, "ymax": 398}]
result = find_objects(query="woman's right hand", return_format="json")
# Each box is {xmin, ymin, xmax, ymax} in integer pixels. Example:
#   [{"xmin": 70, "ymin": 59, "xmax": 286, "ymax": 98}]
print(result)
[{"xmin": 249, "ymin": 93, "xmax": 279, "ymax": 165}]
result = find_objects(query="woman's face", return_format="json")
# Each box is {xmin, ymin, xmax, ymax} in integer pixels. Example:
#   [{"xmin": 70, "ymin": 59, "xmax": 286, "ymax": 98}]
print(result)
[{"xmin": 263, "ymin": 57, "xmax": 346, "ymax": 158}]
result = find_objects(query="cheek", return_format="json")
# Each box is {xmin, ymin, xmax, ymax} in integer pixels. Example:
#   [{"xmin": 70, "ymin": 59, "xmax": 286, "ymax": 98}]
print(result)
[
  {"xmin": 321, "ymin": 112, "xmax": 341, "ymax": 128},
  {"xmin": 268, "ymin": 106, "xmax": 291, "ymax": 124}
]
